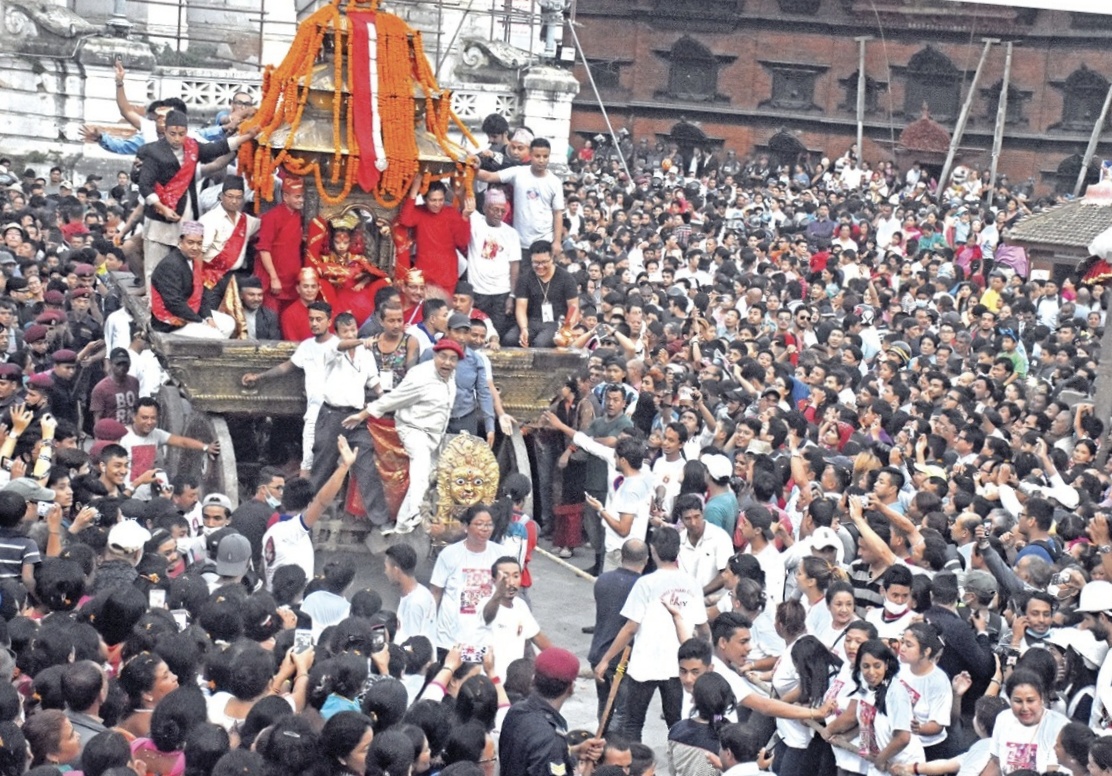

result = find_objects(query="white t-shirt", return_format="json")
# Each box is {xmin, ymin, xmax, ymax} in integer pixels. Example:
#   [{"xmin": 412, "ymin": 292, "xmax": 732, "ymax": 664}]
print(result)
[
  {"xmin": 826, "ymin": 663, "xmax": 868, "ymax": 774},
  {"xmin": 621, "ymin": 567, "xmax": 708, "ymax": 682},
  {"xmin": 483, "ymin": 597, "xmax": 540, "ymax": 680},
  {"xmin": 429, "ymin": 540, "xmax": 506, "ymax": 651},
  {"xmin": 866, "ymin": 607, "xmax": 916, "ymax": 643},
  {"xmin": 606, "ymin": 473, "xmax": 653, "ymax": 553},
  {"xmin": 396, "ymin": 583, "xmax": 437, "ymax": 644},
  {"xmin": 651, "ymin": 455, "xmax": 686, "ymax": 515},
  {"xmin": 300, "ymin": 590, "xmax": 351, "ymax": 641},
  {"xmin": 897, "ymin": 665, "xmax": 952, "ymax": 747},
  {"xmin": 262, "ymin": 515, "xmax": 314, "ymax": 590},
  {"xmin": 119, "ymin": 426, "xmax": 172, "ymax": 485},
  {"xmin": 772, "ymin": 643, "xmax": 813, "ymax": 748},
  {"xmin": 677, "ymin": 523, "xmax": 733, "ymax": 590},
  {"xmin": 749, "ymin": 543, "xmax": 786, "ymax": 608},
  {"xmin": 290, "ymin": 336, "xmax": 332, "ymax": 402},
  {"xmin": 466, "ymin": 211, "xmax": 521, "ymax": 295},
  {"xmin": 989, "ymin": 709, "xmax": 1068, "ymax": 774},
  {"xmin": 495, "ymin": 165, "xmax": 565, "ymax": 248},
  {"xmin": 854, "ymin": 681, "xmax": 924, "ymax": 776}
]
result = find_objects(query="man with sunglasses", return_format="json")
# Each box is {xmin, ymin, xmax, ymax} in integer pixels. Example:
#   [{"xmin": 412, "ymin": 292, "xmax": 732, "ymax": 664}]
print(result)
[{"xmin": 503, "ymin": 239, "xmax": 578, "ymax": 348}]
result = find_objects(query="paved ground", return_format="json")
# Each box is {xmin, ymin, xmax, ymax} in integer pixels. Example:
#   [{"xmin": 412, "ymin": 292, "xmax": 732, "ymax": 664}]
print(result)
[{"xmin": 317, "ymin": 531, "xmax": 670, "ymax": 764}]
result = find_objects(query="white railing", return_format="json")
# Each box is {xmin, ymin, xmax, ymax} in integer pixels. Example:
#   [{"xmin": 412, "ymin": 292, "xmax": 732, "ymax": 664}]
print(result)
[{"xmin": 147, "ymin": 67, "xmax": 263, "ymax": 118}]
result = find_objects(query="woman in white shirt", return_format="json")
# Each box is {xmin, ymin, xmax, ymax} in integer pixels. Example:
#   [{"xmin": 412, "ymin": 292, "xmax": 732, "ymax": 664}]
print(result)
[
  {"xmin": 823, "ymin": 639, "xmax": 924, "ymax": 776},
  {"xmin": 980, "ymin": 669, "xmax": 1069, "ymax": 776},
  {"xmin": 897, "ymin": 622, "xmax": 954, "ymax": 760},
  {"xmin": 771, "ymin": 634, "xmax": 842, "ymax": 776}
]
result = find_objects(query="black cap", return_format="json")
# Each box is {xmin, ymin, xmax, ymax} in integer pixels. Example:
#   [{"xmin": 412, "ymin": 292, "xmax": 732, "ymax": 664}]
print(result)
[{"xmin": 109, "ymin": 347, "xmax": 131, "ymax": 364}]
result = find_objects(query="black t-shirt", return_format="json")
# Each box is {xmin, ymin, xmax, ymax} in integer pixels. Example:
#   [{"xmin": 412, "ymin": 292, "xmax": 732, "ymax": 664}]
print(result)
[{"xmin": 514, "ymin": 266, "xmax": 578, "ymax": 323}]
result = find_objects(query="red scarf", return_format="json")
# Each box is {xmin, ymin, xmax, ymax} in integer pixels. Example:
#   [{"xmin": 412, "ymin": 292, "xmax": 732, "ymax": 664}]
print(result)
[
  {"xmin": 151, "ymin": 254, "xmax": 204, "ymax": 327},
  {"xmin": 202, "ymin": 213, "xmax": 248, "ymax": 289},
  {"xmin": 154, "ymin": 137, "xmax": 199, "ymax": 211}
]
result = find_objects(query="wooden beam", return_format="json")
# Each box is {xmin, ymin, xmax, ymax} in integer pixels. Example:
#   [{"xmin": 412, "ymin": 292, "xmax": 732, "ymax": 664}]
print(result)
[
  {"xmin": 988, "ymin": 41, "xmax": 1013, "ymax": 195},
  {"xmin": 1073, "ymin": 81, "xmax": 1112, "ymax": 198},
  {"xmin": 938, "ymin": 38, "xmax": 997, "ymax": 192},
  {"xmin": 855, "ymin": 36, "xmax": 871, "ymax": 159}
]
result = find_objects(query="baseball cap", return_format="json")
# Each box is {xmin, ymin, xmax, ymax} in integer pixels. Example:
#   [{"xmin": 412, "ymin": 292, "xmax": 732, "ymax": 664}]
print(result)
[
  {"xmin": 109, "ymin": 347, "xmax": 131, "ymax": 364},
  {"xmin": 215, "ymin": 533, "xmax": 251, "ymax": 577},
  {"xmin": 108, "ymin": 520, "xmax": 151, "ymax": 554},
  {"xmin": 447, "ymin": 313, "xmax": 472, "ymax": 331},
  {"xmin": 700, "ymin": 453, "xmax": 732, "ymax": 482},
  {"xmin": 963, "ymin": 570, "xmax": 998, "ymax": 601},
  {"xmin": 202, "ymin": 493, "xmax": 233, "ymax": 513},
  {"xmin": 1076, "ymin": 580, "xmax": 1112, "ymax": 613},
  {"xmin": 3, "ymin": 478, "xmax": 55, "ymax": 502},
  {"xmin": 914, "ymin": 463, "xmax": 948, "ymax": 481}
]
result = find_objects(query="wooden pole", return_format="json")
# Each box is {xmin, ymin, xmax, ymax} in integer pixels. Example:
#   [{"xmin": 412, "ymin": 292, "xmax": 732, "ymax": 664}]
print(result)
[
  {"xmin": 988, "ymin": 42, "xmax": 1013, "ymax": 194},
  {"xmin": 855, "ymin": 37, "xmax": 870, "ymax": 159},
  {"xmin": 938, "ymin": 38, "xmax": 997, "ymax": 192},
  {"xmin": 1073, "ymin": 81, "xmax": 1112, "ymax": 198},
  {"xmin": 1092, "ymin": 290, "xmax": 1112, "ymax": 467},
  {"xmin": 595, "ymin": 645, "xmax": 631, "ymax": 737}
]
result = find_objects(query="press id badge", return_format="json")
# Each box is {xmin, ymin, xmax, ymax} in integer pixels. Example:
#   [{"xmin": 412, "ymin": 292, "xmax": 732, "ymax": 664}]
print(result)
[
  {"xmin": 541, "ymin": 303, "xmax": 555, "ymax": 323},
  {"xmin": 379, "ymin": 371, "xmax": 393, "ymax": 391}
]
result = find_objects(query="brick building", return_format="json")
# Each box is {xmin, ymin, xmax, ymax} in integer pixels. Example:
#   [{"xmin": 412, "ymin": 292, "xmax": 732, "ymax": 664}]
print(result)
[{"xmin": 569, "ymin": 0, "xmax": 1112, "ymax": 194}]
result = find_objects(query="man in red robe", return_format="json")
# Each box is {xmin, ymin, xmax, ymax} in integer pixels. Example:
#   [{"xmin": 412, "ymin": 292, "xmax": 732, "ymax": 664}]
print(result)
[
  {"xmin": 255, "ymin": 177, "xmax": 306, "ymax": 313},
  {"xmin": 396, "ymin": 174, "xmax": 472, "ymax": 295},
  {"xmin": 280, "ymin": 268, "xmax": 323, "ymax": 341}
]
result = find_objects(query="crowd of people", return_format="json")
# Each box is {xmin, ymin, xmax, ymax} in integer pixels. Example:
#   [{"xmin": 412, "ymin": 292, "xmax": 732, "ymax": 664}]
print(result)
[{"xmin": 0, "ymin": 45, "xmax": 1110, "ymax": 776}]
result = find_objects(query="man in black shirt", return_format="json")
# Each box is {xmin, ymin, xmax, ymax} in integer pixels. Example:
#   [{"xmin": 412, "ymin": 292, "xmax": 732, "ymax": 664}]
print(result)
[
  {"xmin": 504, "ymin": 240, "xmax": 578, "ymax": 348},
  {"xmin": 588, "ymin": 538, "xmax": 648, "ymax": 735}
]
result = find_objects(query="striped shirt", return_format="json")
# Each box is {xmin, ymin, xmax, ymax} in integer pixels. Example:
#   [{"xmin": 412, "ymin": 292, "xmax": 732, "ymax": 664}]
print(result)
[{"xmin": 0, "ymin": 528, "xmax": 40, "ymax": 578}]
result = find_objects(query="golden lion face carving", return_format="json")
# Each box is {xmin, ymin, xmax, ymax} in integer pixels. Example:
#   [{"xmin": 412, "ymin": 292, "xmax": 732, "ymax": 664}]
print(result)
[{"xmin": 434, "ymin": 433, "xmax": 499, "ymax": 529}]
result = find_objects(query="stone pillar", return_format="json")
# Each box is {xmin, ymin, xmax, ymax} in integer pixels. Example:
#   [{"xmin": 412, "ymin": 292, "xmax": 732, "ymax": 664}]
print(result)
[{"xmin": 520, "ymin": 65, "xmax": 579, "ymax": 164}]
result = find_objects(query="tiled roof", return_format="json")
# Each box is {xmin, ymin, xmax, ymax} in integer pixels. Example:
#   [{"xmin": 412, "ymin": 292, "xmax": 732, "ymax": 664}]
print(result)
[{"xmin": 1008, "ymin": 202, "xmax": 1112, "ymax": 250}]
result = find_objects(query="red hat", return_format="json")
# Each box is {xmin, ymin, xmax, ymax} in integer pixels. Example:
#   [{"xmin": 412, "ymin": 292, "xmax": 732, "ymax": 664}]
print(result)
[
  {"xmin": 35, "ymin": 311, "xmax": 66, "ymax": 325},
  {"xmin": 432, "ymin": 339, "xmax": 464, "ymax": 360},
  {"xmin": 71, "ymin": 287, "xmax": 93, "ymax": 298},
  {"xmin": 93, "ymin": 418, "xmax": 128, "ymax": 441},
  {"xmin": 534, "ymin": 648, "xmax": 580, "ymax": 684},
  {"xmin": 73, "ymin": 263, "xmax": 96, "ymax": 277},
  {"xmin": 27, "ymin": 372, "xmax": 52, "ymax": 390},
  {"xmin": 43, "ymin": 290, "xmax": 65, "ymax": 306},
  {"xmin": 23, "ymin": 324, "xmax": 48, "ymax": 343},
  {"xmin": 52, "ymin": 349, "xmax": 77, "ymax": 365},
  {"xmin": 60, "ymin": 222, "xmax": 90, "ymax": 239},
  {"xmin": 283, "ymin": 177, "xmax": 305, "ymax": 194}
]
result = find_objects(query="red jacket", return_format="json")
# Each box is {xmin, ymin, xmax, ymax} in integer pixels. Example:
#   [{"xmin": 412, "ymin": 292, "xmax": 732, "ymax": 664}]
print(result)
[{"xmin": 397, "ymin": 199, "xmax": 470, "ymax": 294}]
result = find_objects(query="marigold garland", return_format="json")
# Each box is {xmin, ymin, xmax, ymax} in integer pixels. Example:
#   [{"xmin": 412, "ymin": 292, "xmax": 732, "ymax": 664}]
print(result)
[{"xmin": 238, "ymin": 0, "xmax": 474, "ymax": 209}]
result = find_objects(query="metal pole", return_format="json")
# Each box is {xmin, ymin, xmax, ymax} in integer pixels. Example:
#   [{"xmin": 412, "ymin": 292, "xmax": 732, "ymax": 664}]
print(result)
[
  {"xmin": 938, "ymin": 38, "xmax": 997, "ymax": 192},
  {"xmin": 567, "ymin": 20, "xmax": 632, "ymax": 182},
  {"xmin": 1073, "ymin": 81, "xmax": 1112, "ymax": 197},
  {"xmin": 988, "ymin": 41, "xmax": 1013, "ymax": 193},
  {"xmin": 855, "ymin": 36, "xmax": 869, "ymax": 159}
]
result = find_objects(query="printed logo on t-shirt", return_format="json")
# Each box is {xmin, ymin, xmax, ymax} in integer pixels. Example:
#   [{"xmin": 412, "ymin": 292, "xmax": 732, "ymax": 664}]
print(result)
[
  {"xmin": 899, "ymin": 678, "xmax": 921, "ymax": 706},
  {"xmin": 460, "ymin": 568, "xmax": 494, "ymax": 615},
  {"xmin": 481, "ymin": 238, "xmax": 501, "ymax": 261},
  {"xmin": 1004, "ymin": 743, "xmax": 1037, "ymax": 772},
  {"xmin": 264, "ymin": 537, "xmax": 276, "ymax": 567},
  {"xmin": 857, "ymin": 700, "xmax": 878, "ymax": 758}
]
